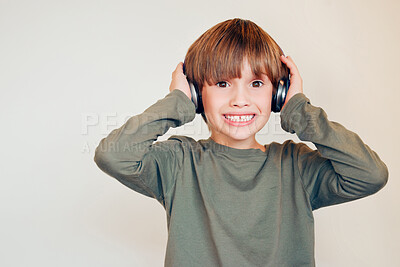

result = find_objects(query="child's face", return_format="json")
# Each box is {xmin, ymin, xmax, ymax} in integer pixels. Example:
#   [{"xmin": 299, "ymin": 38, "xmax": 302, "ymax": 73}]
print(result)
[{"xmin": 202, "ymin": 59, "xmax": 273, "ymax": 149}]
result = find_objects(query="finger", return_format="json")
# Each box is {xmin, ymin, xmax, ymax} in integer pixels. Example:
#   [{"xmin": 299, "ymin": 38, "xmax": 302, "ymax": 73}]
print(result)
[
  {"xmin": 286, "ymin": 56, "xmax": 300, "ymax": 77},
  {"xmin": 177, "ymin": 62, "xmax": 183, "ymax": 71},
  {"xmin": 173, "ymin": 62, "xmax": 181, "ymax": 72},
  {"xmin": 280, "ymin": 55, "xmax": 299, "ymax": 76},
  {"xmin": 172, "ymin": 62, "xmax": 183, "ymax": 77},
  {"xmin": 286, "ymin": 56, "xmax": 299, "ymax": 71}
]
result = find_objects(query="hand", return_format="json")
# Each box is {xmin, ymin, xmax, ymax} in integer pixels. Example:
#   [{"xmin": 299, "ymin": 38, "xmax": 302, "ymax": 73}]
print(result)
[
  {"xmin": 169, "ymin": 62, "xmax": 192, "ymax": 100},
  {"xmin": 280, "ymin": 55, "xmax": 303, "ymax": 109}
]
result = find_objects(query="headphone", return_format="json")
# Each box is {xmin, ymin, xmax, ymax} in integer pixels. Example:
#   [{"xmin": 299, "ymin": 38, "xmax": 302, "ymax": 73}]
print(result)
[{"xmin": 183, "ymin": 59, "xmax": 290, "ymax": 114}]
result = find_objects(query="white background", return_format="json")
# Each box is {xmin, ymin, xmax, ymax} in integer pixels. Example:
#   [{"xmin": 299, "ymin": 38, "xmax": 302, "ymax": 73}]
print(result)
[{"xmin": 1, "ymin": 0, "xmax": 399, "ymax": 266}]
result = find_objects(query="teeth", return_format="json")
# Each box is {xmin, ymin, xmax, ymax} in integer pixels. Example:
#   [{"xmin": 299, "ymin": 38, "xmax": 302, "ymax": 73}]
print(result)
[{"xmin": 224, "ymin": 115, "xmax": 255, "ymax": 122}]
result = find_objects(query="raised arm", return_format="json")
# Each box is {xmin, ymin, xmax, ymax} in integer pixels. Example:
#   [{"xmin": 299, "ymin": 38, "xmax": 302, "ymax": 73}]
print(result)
[
  {"xmin": 281, "ymin": 93, "xmax": 388, "ymax": 209},
  {"xmin": 279, "ymin": 56, "xmax": 388, "ymax": 210},
  {"xmin": 94, "ymin": 66, "xmax": 196, "ymax": 204}
]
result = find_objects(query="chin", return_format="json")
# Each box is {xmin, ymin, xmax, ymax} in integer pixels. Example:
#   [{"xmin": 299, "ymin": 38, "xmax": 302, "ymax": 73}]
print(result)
[{"xmin": 223, "ymin": 127, "xmax": 258, "ymax": 140}]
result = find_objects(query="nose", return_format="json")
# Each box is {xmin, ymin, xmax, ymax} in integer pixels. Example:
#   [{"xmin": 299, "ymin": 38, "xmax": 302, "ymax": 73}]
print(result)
[{"xmin": 229, "ymin": 85, "xmax": 250, "ymax": 108}]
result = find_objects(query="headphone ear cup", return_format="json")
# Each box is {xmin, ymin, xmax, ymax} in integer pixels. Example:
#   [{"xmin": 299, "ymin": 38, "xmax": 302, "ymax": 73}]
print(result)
[
  {"xmin": 189, "ymin": 82, "xmax": 198, "ymax": 111},
  {"xmin": 183, "ymin": 62, "xmax": 203, "ymax": 114},
  {"xmin": 271, "ymin": 77, "xmax": 290, "ymax": 113},
  {"xmin": 189, "ymin": 82, "xmax": 203, "ymax": 114}
]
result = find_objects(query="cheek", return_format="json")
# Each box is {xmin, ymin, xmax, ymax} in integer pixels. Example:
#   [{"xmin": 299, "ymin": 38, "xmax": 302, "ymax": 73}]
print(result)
[
  {"xmin": 256, "ymin": 90, "xmax": 273, "ymax": 113},
  {"xmin": 202, "ymin": 91, "xmax": 222, "ymax": 115},
  {"xmin": 204, "ymin": 99, "xmax": 222, "ymax": 120},
  {"xmin": 202, "ymin": 93, "xmax": 216, "ymax": 123}
]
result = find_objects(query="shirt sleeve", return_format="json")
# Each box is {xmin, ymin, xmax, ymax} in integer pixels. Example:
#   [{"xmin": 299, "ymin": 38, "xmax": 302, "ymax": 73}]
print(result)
[
  {"xmin": 280, "ymin": 93, "xmax": 389, "ymax": 210},
  {"xmin": 94, "ymin": 89, "xmax": 196, "ymax": 205}
]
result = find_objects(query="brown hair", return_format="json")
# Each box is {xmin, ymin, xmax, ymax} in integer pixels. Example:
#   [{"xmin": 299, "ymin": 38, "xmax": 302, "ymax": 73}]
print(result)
[{"xmin": 184, "ymin": 18, "xmax": 288, "ymax": 124}]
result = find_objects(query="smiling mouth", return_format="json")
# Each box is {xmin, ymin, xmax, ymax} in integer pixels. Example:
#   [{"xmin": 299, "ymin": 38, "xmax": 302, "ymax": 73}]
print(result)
[
  {"xmin": 224, "ymin": 114, "xmax": 255, "ymax": 122},
  {"xmin": 222, "ymin": 114, "xmax": 256, "ymax": 126}
]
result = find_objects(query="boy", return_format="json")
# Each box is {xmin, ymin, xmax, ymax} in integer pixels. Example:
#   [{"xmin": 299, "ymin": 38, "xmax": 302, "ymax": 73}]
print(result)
[{"xmin": 94, "ymin": 18, "xmax": 388, "ymax": 266}]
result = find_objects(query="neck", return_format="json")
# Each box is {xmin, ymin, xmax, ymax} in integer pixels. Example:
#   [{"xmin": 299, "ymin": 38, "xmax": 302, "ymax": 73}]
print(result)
[{"xmin": 210, "ymin": 135, "xmax": 265, "ymax": 152}]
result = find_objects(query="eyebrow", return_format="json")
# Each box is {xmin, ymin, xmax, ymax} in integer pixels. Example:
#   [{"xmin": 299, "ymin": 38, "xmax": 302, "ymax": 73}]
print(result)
[
  {"xmin": 246, "ymin": 73, "xmax": 268, "ymax": 81},
  {"xmin": 211, "ymin": 73, "xmax": 268, "ymax": 84}
]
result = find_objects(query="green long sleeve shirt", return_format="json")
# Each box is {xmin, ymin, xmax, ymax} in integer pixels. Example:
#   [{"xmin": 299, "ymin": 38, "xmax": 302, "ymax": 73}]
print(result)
[{"xmin": 94, "ymin": 89, "xmax": 388, "ymax": 267}]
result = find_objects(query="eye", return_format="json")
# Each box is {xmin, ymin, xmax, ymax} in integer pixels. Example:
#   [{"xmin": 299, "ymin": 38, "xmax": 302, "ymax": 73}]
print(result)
[
  {"xmin": 251, "ymin": 81, "xmax": 264, "ymax": 88},
  {"xmin": 216, "ymin": 81, "xmax": 229, "ymax": 88}
]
